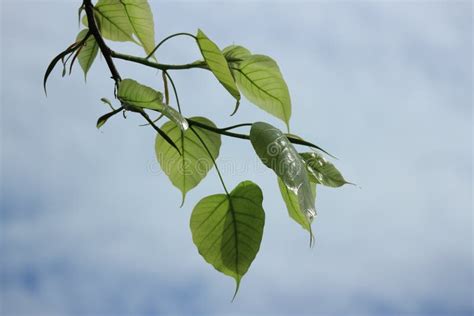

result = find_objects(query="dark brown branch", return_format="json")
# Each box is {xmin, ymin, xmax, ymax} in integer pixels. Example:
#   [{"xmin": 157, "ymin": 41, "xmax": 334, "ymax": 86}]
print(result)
[{"xmin": 83, "ymin": 0, "xmax": 121, "ymax": 83}]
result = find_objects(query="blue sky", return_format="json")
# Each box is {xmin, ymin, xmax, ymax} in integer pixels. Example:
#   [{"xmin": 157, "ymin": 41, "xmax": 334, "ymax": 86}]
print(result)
[{"xmin": 1, "ymin": 1, "xmax": 472, "ymax": 315}]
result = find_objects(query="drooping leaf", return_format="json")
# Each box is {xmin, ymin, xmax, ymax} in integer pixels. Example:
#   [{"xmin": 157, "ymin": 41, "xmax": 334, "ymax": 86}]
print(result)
[
  {"xmin": 43, "ymin": 43, "xmax": 80, "ymax": 95},
  {"xmin": 155, "ymin": 117, "xmax": 221, "ymax": 205},
  {"xmin": 76, "ymin": 29, "xmax": 99, "ymax": 79},
  {"xmin": 96, "ymin": 107, "xmax": 122, "ymax": 129},
  {"xmin": 78, "ymin": 5, "xmax": 84, "ymax": 27},
  {"xmin": 196, "ymin": 30, "xmax": 240, "ymax": 111},
  {"xmin": 300, "ymin": 152, "xmax": 351, "ymax": 187},
  {"xmin": 250, "ymin": 122, "xmax": 315, "ymax": 222},
  {"xmin": 86, "ymin": 0, "xmax": 155, "ymax": 56},
  {"xmin": 117, "ymin": 79, "xmax": 188, "ymax": 131},
  {"xmin": 190, "ymin": 181, "xmax": 265, "ymax": 299},
  {"xmin": 230, "ymin": 54, "xmax": 292, "ymax": 129},
  {"xmin": 277, "ymin": 177, "xmax": 316, "ymax": 233},
  {"xmin": 222, "ymin": 45, "xmax": 251, "ymax": 61}
]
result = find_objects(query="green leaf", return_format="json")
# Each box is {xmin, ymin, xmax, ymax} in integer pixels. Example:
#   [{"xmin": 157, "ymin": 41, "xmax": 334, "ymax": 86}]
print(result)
[
  {"xmin": 250, "ymin": 122, "xmax": 315, "ymax": 222},
  {"xmin": 117, "ymin": 79, "xmax": 188, "ymax": 131},
  {"xmin": 96, "ymin": 107, "xmax": 122, "ymax": 129},
  {"xmin": 190, "ymin": 181, "xmax": 265, "ymax": 299},
  {"xmin": 300, "ymin": 152, "xmax": 351, "ymax": 187},
  {"xmin": 76, "ymin": 29, "xmax": 98, "ymax": 79},
  {"xmin": 100, "ymin": 97, "xmax": 115, "ymax": 110},
  {"xmin": 277, "ymin": 177, "xmax": 316, "ymax": 233},
  {"xmin": 43, "ymin": 43, "xmax": 80, "ymax": 95},
  {"xmin": 88, "ymin": 0, "xmax": 155, "ymax": 56},
  {"xmin": 230, "ymin": 54, "xmax": 291, "ymax": 129},
  {"xmin": 155, "ymin": 117, "xmax": 221, "ymax": 205},
  {"xmin": 120, "ymin": 0, "xmax": 156, "ymax": 56},
  {"xmin": 196, "ymin": 30, "xmax": 240, "ymax": 111},
  {"xmin": 222, "ymin": 45, "xmax": 251, "ymax": 61},
  {"xmin": 87, "ymin": 0, "xmax": 136, "ymax": 43}
]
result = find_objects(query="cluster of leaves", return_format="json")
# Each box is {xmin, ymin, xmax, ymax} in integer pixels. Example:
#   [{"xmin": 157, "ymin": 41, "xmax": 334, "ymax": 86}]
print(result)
[{"xmin": 44, "ymin": 0, "xmax": 351, "ymax": 299}]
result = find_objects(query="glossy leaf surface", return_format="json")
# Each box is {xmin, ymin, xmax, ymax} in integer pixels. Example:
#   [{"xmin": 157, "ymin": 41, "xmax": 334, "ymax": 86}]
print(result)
[
  {"xmin": 300, "ymin": 152, "xmax": 350, "ymax": 187},
  {"xmin": 250, "ymin": 122, "xmax": 315, "ymax": 222},
  {"xmin": 277, "ymin": 177, "xmax": 316, "ymax": 232},
  {"xmin": 190, "ymin": 181, "xmax": 265, "ymax": 298}
]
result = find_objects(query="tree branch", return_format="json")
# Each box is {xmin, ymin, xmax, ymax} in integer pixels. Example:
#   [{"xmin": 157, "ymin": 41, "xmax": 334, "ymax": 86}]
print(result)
[
  {"xmin": 187, "ymin": 119, "xmax": 333, "ymax": 156},
  {"xmin": 81, "ymin": 1, "xmax": 333, "ymax": 157},
  {"xmin": 83, "ymin": 0, "xmax": 121, "ymax": 83},
  {"xmin": 111, "ymin": 51, "xmax": 208, "ymax": 71}
]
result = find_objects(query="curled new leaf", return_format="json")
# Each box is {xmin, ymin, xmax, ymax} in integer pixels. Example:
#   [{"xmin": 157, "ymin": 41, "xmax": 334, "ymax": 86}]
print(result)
[
  {"xmin": 250, "ymin": 122, "xmax": 315, "ymax": 222},
  {"xmin": 117, "ymin": 79, "xmax": 188, "ymax": 131},
  {"xmin": 196, "ymin": 29, "xmax": 240, "ymax": 113},
  {"xmin": 43, "ymin": 43, "xmax": 82, "ymax": 95},
  {"xmin": 190, "ymin": 181, "xmax": 265, "ymax": 299},
  {"xmin": 155, "ymin": 117, "xmax": 221, "ymax": 205},
  {"xmin": 300, "ymin": 152, "xmax": 351, "ymax": 187},
  {"xmin": 96, "ymin": 107, "xmax": 123, "ymax": 129}
]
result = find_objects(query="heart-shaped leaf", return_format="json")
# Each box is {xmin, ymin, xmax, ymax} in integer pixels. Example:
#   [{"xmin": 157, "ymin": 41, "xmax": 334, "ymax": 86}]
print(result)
[
  {"xmin": 250, "ymin": 122, "xmax": 315, "ymax": 222},
  {"xmin": 300, "ymin": 152, "xmax": 351, "ymax": 187},
  {"xmin": 155, "ymin": 117, "xmax": 221, "ymax": 205},
  {"xmin": 85, "ymin": 0, "xmax": 155, "ymax": 56},
  {"xmin": 196, "ymin": 30, "xmax": 240, "ymax": 111},
  {"xmin": 117, "ymin": 79, "xmax": 188, "ymax": 131},
  {"xmin": 84, "ymin": 0, "xmax": 137, "ymax": 43},
  {"xmin": 190, "ymin": 181, "xmax": 265, "ymax": 299},
  {"xmin": 76, "ymin": 29, "xmax": 98, "ymax": 79}
]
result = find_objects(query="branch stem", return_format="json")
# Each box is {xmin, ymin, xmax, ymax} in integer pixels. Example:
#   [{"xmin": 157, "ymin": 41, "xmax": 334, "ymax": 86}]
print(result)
[
  {"xmin": 83, "ymin": 0, "xmax": 121, "ymax": 83},
  {"xmin": 146, "ymin": 32, "xmax": 197, "ymax": 59},
  {"xmin": 82, "ymin": 0, "xmax": 334, "ymax": 158},
  {"xmin": 190, "ymin": 127, "xmax": 229, "ymax": 195},
  {"xmin": 188, "ymin": 119, "xmax": 333, "ymax": 156},
  {"xmin": 112, "ymin": 51, "xmax": 208, "ymax": 71}
]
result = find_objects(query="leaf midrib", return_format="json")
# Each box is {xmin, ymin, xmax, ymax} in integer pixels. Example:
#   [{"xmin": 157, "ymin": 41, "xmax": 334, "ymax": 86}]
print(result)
[{"xmin": 232, "ymin": 67, "xmax": 289, "ymax": 123}]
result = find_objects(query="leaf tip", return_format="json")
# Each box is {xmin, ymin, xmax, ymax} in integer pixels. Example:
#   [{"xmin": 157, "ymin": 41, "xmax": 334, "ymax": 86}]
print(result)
[
  {"xmin": 308, "ymin": 225, "xmax": 315, "ymax": 248},
  {"xmin": 230, "ymin": 100, "xmax": 240, "ymax": 116},
  {"xmin": 179, "ymin": 192, "xmax": 186, "ymax": 208},
  {"xmin": 231, "ymin": 278, "xmax": 241, "ymax": 302}
]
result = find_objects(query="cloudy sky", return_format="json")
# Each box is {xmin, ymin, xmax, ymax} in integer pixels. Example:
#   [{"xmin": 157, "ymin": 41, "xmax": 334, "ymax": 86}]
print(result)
[{"xmin": 1, "ymin": 0, "xmax": 472, "ymax": 315}]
